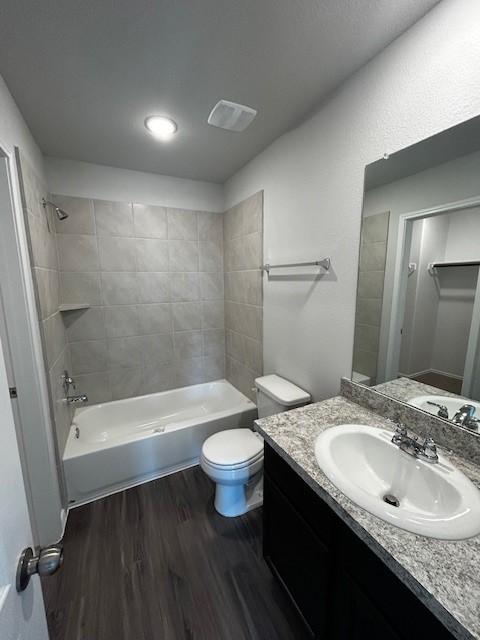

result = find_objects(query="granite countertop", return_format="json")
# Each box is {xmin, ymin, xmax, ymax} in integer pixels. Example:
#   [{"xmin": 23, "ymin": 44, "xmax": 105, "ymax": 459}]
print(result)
[
  {"xmin": 373, "ymin": 377, "xmax": 464, "ymax": 404},
  {"xmin": 255, "ymin": 396, "xmax": 480, "ymax": 640}
]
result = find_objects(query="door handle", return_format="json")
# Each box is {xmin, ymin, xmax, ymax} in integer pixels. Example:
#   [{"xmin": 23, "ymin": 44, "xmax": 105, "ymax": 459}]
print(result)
[{"xmin": 16, "ymin": 544, "xmax": 63, "ymax": 592}]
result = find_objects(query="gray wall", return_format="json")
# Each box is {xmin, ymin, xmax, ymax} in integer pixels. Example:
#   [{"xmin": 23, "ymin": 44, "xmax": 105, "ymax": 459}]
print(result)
[
  {"xmin": 56, "ymin": 195, "xmax": 226, "ymax": 403},
  {"xmin": 19, "ymin": 155, "xmax": 74, "ymax": 456},
  {"xmin": 352, "ymin": 211, "xmax": 389, "ymax": 383},
  {"xmin": 224, "ymin": 192, "xmax": 264, "ymax": 401}
]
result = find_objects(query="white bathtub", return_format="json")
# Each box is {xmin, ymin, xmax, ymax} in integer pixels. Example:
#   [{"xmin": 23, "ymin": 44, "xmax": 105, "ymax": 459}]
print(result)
[{"xmin": 63, "ymin": 380, "xmax": 257, "ymax": 506}]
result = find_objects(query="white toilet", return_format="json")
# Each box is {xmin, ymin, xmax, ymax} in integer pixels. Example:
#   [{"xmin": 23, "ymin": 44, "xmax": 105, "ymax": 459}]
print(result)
[{"xmin": 201, "ymin": 375, "xmax": 311, "ymax": 517}]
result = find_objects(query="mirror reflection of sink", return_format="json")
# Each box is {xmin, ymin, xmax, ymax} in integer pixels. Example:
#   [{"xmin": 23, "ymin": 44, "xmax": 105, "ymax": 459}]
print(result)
[
  {"xmin": 409, "ymin": 395, "xmax": 480, "ymax": 417},
  {"xmin": 314, "ymin": 424, "xmax": 480, "ymax": 540}
]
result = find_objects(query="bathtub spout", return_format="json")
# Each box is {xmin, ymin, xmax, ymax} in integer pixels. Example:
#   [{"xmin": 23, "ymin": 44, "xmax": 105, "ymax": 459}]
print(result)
[{"xmin": 67, "ymin": 394, "xmax": 88, "ymax": 405}]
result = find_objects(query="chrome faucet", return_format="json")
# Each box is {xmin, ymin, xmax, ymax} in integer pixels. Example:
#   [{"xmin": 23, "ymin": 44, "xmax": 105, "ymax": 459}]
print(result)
[
  {"xmin": 62, "ymin": 370, "xmax": 75, "ymax": 395},
  {"xmin": 391, "ymin": 424, "xmax": 438, "ymax": 464},
  {"xmin": 452, "ymin": 404, "xmax": 479, "ymax": 430},
  {"xmin": 62, "ymin": 369, "xmax": 88, "ymax": 404},
  {"xmin": 426, "ymin": 401, "xmax": 449, "ymax": 420},
  {"xmin": 67, "ymin": 394, "xmax": 88, "ymax": 405}
]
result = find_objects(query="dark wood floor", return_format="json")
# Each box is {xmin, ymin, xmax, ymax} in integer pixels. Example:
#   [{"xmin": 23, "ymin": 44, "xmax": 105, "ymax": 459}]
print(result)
[
  {"xmin": 43, "ymin": 467, "xmax": 310, "ymax": 640},
  {"xmin": 411, "ymin": 371, "xmax": 463, "ymax": 394}
]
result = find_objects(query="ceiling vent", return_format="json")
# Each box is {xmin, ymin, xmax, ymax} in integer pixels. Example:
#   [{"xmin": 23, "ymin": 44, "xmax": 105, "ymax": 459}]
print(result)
[{"xmin": 207, "ymin": 100, "xmax": 257, "ymax": 132}]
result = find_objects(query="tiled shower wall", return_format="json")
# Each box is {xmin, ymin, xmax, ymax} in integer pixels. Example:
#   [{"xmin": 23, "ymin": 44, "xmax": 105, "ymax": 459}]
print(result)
[
  {"xmin": 19, "ymin": 182, "xmax": 263, "ymax": 454},
  {"xmin": 18, "ymin": 154, "xmax": 73, "ymax": 455},
  {"xmin": 352, "ymin": 211, "xmax": 390, "ymax": 384},
  {"xmin": 55, "ymin": 196, "xmax": 226, "ymax": 404},
  {"xmin": 224, "ymin": 192, "xmax": 263, "ymax": 401}
]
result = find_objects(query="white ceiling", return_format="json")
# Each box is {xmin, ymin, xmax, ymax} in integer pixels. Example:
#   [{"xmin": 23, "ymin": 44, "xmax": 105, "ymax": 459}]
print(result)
[{"xmin": 0, "ymin": 0, "xmax": 439, "ymax": 183}]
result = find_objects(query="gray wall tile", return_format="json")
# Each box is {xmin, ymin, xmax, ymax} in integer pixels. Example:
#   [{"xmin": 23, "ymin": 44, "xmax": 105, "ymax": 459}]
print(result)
[
  {"xmin": 49, "ymin": 346, "xmax": 75, "ymax": 452},
  {"xmin": 94, "ymin": 200, "xmax": 133, "ymax": 237},
  {"xmin": 168, "ymin": 240, "xmax": 199, "ymax": 272},
  {"xmin": 139, "ymin": 334, "xmax": 174, "ymax": 366},
  {"xmin": 104, "ymin": 305, "xmax": 139, "ymax": 338},
  {"xmin": 71, "ymin": 339, "xmax": 108, "ymax": 374},
  {"xmin": 225, "ymin": 301, "xmax": 262, "ymax": 341},
  {"xmin": 225, "ymin": 356, "xmax": 257, "ymax": 402},
  {"xmin": 41, "ymin": 190, "xmax": 260, "ymax": 406},
  {"xmin": 57, "ymin": 234, "xmax": 99, "ymax": 271},
  {"xmin": 27, "ymin": 210, "xmax": 58, "ymax": 270},
  {"xmin": 133, "ymin": 204, "xmax": 167, "ymax": 239},
  {"xmin": 60, "ymin": 272, "xmax": 102, "ymax": 305},
  {"xmin": 170, "ymin": 273, "xmax": 199, "ymax": 301},
  {"xmin": 20, "ymin": 158, "xmax": 75, "ymax": 462},
  {"xmin": 43, "ymin": 312, "xmax": 66, "ymax": 368},
  {"xmin": 201, "ymin": 300, "xmax": 224, "ymax": 329},
  {"xmin": 137, "ymin": 272, "xmax": 170, "ymax": 303},
  {"xmin": 107, "ymin": 336, "xmax": 143, "ymax": 369},
  {"xmin": 135, "ymin": 239, "xmax": 169, "ymax": 271},
  {"xmin": 355, "ymin": 298, "xmax": 382, "ymax": 327},
  {"xmin": 63, "ymin": 307, "xmax": 106, "ymax": 342},
  {"xmin": 175, "ymin": 357, "xmax": 204, "ymax": 387},
  {"xmin": 198, "ymin": 211, "xmax": 223, "ymax": 244},
  {"xmin": 174, "ymin": 330, "xmax": 203, "ymax": 358},
  {"xmin": 136, "ymin": 303, "xmax": 172, "ymax": 335},
  {"xmin": 203, "ymin": 329, "xmax": 225, "ymax": 357},
  {"xmin": 109, "ymin": 367, "xmax": 143, "ymax": 400},
  {"xmin": 362, "ymin": 212, "xmax": 389, "ymax": 243},
  {"xmin": 98, "ymin": 237, "xmax": 136, "ymax": 271},
  {"xmin": 224, "ymin": 192, "xmax": 263, "ymax": 394},
  {"xmin": 167, "ymin": 208, "xmax": 197, "ymax": 240},
  {"xmin": 199, "ymin": 272, "xmax": 224, "ymax": 300},
  {"xmin": 359, "ymin": 241, "xmax": 387, "ymax": 272},
  {"xmin": 102, "ymin": 272, "xmax": 139, "ymax": 305},
  {"xmin": 142, "ymin": 364, "xmax": 176, "ymax": 394},
  {"xmin": 52, "ymin": 195, "xmax": 95, "ymax": 235},
  {"xmin": 199, "ymin": 241, "xmax": 223, "ymax": 272},
  {"xmin": 172, "ymin": 302, "xmax": 202, "ymax": 331},
  {"xmin": 353, "ymin": 211, "xmax": 389, "ymax": 381},
  {"xmin": 34, "ymin": 268, "xmax": 59, "ymax": 320},
  {"xmin": 203, "ymin": 355, "xmax": 225, "ymax": 382},
  {"xmin": 74, "ymin": 372, "xmax": 112, "ymax": 405}
]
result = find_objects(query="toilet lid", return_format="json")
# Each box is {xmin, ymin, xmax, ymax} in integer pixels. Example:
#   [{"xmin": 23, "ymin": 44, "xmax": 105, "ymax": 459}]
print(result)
[{"xmin": 202, "ymin": 429, "xmax": 264, "ymax": 467}]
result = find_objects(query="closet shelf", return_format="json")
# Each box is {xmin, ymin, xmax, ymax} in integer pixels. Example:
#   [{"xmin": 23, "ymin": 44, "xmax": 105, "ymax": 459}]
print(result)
[
  {"xmin": 428, "ymin": 260, "xmax": 480, "ymax": 275},
  {"xmin": 58, "ymin": 303, "xmax": 90, "ymax": 312}
]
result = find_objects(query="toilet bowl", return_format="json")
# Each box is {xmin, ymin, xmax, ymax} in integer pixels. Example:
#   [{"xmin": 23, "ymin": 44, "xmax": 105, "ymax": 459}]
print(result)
[
  {"xmin": 201, "ymin": 375, "xmax": 311, "ymax": 517},
  {"xmin": 201, "ymin": 429, "xmax": 264, "ymax": 517}
]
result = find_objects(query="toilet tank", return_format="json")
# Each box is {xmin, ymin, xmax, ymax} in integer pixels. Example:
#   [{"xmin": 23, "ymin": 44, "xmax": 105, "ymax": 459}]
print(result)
[{"xmin": 254, "ymin": 374, "xmax": 311, "ymax": 418}]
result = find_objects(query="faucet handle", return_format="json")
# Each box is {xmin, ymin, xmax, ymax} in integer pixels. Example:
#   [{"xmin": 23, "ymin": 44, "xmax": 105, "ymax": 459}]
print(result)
[
  {"xmin": 421, "ymin": 437, "xmax": 438, "ymax": 463},
  {"xmin": 62, "ymin": 370, "xmax": 76, "ymax": 394},
  {"xmin": 392, "ymin": 423, "xmax": 407, "ymax": 444},
  {"xmin": 426, "ymin": 401, "xmax": 449, "ymax": 419}
]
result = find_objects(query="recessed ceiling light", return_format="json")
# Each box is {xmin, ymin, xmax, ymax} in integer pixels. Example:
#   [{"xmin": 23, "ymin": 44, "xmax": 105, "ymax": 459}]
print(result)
[{"xmin": 144, "ymin": 115, "xmax": 177, "ymax": 140}]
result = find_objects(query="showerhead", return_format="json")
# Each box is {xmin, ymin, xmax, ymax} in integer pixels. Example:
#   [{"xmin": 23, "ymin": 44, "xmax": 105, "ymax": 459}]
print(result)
[{"xmin": 41, "ymin": 198, "xmax": 69, "ymax": 220}]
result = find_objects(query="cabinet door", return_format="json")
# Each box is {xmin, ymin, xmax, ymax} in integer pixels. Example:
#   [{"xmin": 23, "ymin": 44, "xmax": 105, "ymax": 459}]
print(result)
[
  {"xmin": 331, "ymin": 566, "xmax": 402, "ymax": 640},
  {"xmin": 263, "ymin": 475, "xmax": 331, "ymax": 638},
  {"xmin": 334, "ymin": 526, "xmax": 455, "ymax": 640}
]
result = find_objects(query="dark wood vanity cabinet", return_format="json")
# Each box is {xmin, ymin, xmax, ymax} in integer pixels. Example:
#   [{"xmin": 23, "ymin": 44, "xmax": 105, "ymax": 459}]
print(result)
[{"xmin": 263, "ymin": 444, "xmax": 455, "ymax": 640}]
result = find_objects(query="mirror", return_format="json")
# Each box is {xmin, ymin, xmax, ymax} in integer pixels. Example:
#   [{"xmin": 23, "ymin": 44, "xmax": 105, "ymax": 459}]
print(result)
[{"xmin": 352, "ymin": 115, "xmax": 480, "ymax": 430}]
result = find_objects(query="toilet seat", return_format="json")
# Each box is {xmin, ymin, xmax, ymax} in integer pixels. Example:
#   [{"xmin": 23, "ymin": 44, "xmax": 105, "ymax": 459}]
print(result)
[
  {"xmin": 202, "ymin": 428, "xmax": 263, "ymax": 469},
  {"xmin": 202, "ymin": 449, "xmax": 264, "ymax": 471}
]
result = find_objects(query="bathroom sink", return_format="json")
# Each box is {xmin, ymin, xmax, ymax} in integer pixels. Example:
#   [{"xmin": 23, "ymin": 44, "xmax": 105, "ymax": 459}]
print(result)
[
  {"xmin": 409, "ymin": 395, "xmax": 480, "ymax": 423},
  {"xmin": 314, "ymin": 424, "xmax": 480, "ymax": 540}
]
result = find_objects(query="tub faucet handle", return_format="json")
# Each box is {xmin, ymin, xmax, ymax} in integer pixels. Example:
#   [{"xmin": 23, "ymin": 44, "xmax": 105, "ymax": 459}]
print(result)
[{"xmin": 62, "ymin": 370, "xmax": 76, "ymax": 394}]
